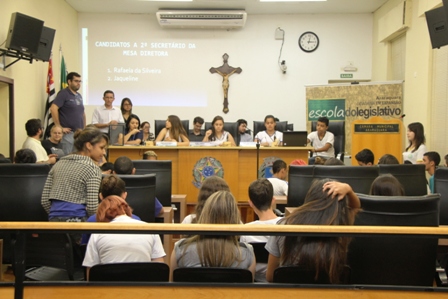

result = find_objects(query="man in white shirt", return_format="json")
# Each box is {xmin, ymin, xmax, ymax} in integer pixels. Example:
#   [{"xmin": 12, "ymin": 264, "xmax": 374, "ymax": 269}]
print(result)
[
  {"xmin": 240, "ymin": 179, "xmax": 282, "ymax": 282},
  {"xmin": 267, "ymin": 159, "xmax": 288, "ymax": 196},
  {"xmin": 307, "ymin": 117, "xmax": 335, "ymax": 164},
  {"xmin": 92, "ymin": 90, "xmax": 124, "ymax": 134},
  {"xmin": 22, "ymin": 119, "xmax": 57, "ymax": 164}
]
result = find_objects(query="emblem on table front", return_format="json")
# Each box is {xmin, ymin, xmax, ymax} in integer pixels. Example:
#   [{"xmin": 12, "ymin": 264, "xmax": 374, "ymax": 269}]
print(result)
[
  {"xmin": 192, "ymin": 157, "xmax": 224, "ymax": 188},
  {"xmin": 259, "ymin": 156, "xmax": 282, "ymax": 179}
]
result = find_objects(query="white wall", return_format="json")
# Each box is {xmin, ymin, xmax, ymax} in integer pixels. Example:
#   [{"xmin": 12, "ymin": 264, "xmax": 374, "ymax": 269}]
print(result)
[{"xmin": 80, "ymin": 13, "xmax": 373, "ymax": 132}]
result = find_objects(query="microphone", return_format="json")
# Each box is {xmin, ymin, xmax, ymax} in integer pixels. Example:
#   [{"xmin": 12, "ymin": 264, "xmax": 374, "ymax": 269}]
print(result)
[{"xmin": 401, "ymin": 114, "xmax": 406, "ymax": 119}]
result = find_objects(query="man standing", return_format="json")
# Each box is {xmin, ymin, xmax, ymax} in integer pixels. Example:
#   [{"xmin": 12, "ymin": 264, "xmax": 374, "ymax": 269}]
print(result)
[
  {"xmin": 50, "ymin": 72, "xmax": 85, "ymax": 153},
  {"xmin": 188, "ymin": 116, "xmax": 205, "ymax": 142},
  {"xmin": 91, "ymin": 90, "xmax": 124, "ymax": 134},
  {"xmin": 22, "ymin": 119, "xmax": 56, "ymax": 164}
]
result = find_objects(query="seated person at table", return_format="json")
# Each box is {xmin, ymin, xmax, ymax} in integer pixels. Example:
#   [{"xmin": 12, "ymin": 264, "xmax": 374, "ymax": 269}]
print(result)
[
  {"xmin": 355, "ymin": 149, "xmax": 374, "ymax": 166},
  {"xmin": 113, "ymin": 156, "xmax": 163, "ymax": 216},
  {"xmin": 266, "ymin": 179, "xmax": 360, "ymax": 283},
  {"xmin": 254, "ymin": 115, "xmax": 283, "ymax": 147},
  {"xmin": 203, "ymin": 115, "xmax": 236, "ymax": 146},
  {"xmin": 13, "ymin": 149, "xmax": 37, "ymax": 163},
  {"xmin": 83, "ymin": 195, "xmax": 165, "ymax": 280},
  {"xmin": 189, "ymin": 116, "xmax": 205, "ymax": 142},
  {"xmin": 81, "ymin": 174, "xmax": 141, "ymax": 245},
  {"xmin": 143, "ymin": 150, "xmax": 158, "ymax": 160},
  {"xmin": 240, "ymin": 179, "xmax": 283, "ymax": 282},
  {"xmin": 22, "ymin": 118, "xmax": 57, "ymax": 164},
  {"xmin": 307, "ymin": 117, "xmax": 334, "ymax": 164},
  {"xmin": 378, "ymin": 154, "xmax": 399, "ymax": 165},
  {"xmin": 182, "ymin": 176, "xmax": 230, "ymax": 224},
  {"xmin": 171, "ymin": 191, "xmax": 256, "ymax": 281},
  {"xmin": 141, "ymin": 121, "xmax": 155, "ymax": 143},
  {"xmin": 267, "ymin": 160, "xmax": 288, "ymax": 196},
  {"xmin": 100, "ymin": 162, "xmax": 114, "ymax": 174},
  {"xmin": 42, "ymin": 125, "xmax": 67, "ymax": 159},
  {"xmin": 423, "ymin": 151, "xmax": 441, "ymax": 194},
  {"xmin": 370, "ymin": 174, "xmax": 404, "ymax": 196},
  {"xmin": 155, "ymin": 115, "xmax": 190, "ymax": 146},
  {"xmin": 118, "ymin": 114, "xmax": 143, "ymax": 145},
  {"xmin": 237, "ymin": 119, "xmax": 253, "ymax": 144}
]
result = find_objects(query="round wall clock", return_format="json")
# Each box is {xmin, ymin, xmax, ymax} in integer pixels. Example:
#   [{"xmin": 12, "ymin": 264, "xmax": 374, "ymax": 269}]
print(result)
[{"xmin": 298, "ymin": 31, "xmax": 319, "ymax": 53}]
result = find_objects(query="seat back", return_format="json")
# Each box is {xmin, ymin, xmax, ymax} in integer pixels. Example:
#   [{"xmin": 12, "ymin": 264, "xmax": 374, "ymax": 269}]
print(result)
[
  {"xmin": 378, "ymin": 164, "xmax": 427, "ymax": 196},
  {"xmin": 114, "ymin": 174, "xmax": 156, "ymax": 222},
  {"xmin": 132, "ymin": 160, "xmax": 172, "ymax": 206},
  {"xmin": 286, "ymin": 123, "xmax": 294, "ymax": 131},
  {"xmin": 287, "ymin": 166, "xmax": 315, "ymax": 207},
  {"xmin": 205, "ymin": 121, "xmax": 238, "ymax": 140},
  {"xmin": 313, "ymin": 165, "xmax": 378, "ymax": 194},
  {"xmin": 273, "ymin": 265, "xmax": 351, "ymax": 284},
  {"xmin": 435, "ymin": 168, "xmax": 448, "ymax": 225},
  {"xmin": 347, "ymin": 193, "xmax": 440, "ymax": 286},
  {"xmin": 154, "ymin": 119, "xmax": 189, "ymax": 138},
  {"xmin": 173, "ymin": 267, "xmax": 253, "ymax": 283},
  {"xmin": 311, "ymin": 121, "xmax": 345, "ymax": 161},
  {"xmin": 89, "ymin": 262, "xmax": 169, "ymax": 281},
  {"xmin": 250, "ymin": 242, "xmax": 269, "ymax": 263}
]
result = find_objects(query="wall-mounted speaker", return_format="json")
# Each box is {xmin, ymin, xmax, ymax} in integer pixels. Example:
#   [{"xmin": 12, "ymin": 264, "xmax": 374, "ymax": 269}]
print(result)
[
  {"xmin": 425, "ymin": 6, "xmax": 448, "ymax": 49},
  {"xmin": 5, "ymin": 12, "xmax": 44, "ymax": 55},
  {"xmin": 34, "ymin": 27, "xmax": 56, "ymax": 62}
]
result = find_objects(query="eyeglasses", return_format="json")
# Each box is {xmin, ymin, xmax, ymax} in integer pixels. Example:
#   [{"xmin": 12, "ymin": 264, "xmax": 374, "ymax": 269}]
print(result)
[
  {"xmin": 123, "ymin": 103, "xmax": 132, "ymax": 106},
  {"xmin": 72, "ymin": 79, "xmax": 82, "ymax": 83}
]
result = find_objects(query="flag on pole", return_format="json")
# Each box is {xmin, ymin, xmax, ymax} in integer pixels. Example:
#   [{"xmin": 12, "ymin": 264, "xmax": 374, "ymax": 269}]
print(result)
[
  {"xmin": 60, "ymin": 54, "xmax": 68, "ymax": 90},
  {"xmin": 43, "ymin": 54, "xmax": 56, "ymax": 138}
]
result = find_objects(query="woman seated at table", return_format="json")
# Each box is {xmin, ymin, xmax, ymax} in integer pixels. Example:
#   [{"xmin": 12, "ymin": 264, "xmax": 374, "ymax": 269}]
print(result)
[
  {"xmin": 41, "ymin": 125, "xmax": 67, "ymax": 158},
  {"xmin": 203, "ymin": 116, "xmax": 236, "ymax": 146},
  {"xmin": 254, "ymin": 115, "xmax": 283, "ymax": 147},
  {"xmin": 82, "ymin": 195, "xmax": 165, "ymax": 280},
  {"xmin": 118, "ymin": 114, "xmax": 143, "ymax": 145},
  {"xmin": 266, "ymin": 179, "xmax": 360, "ymax": 283},
  {"xmin": 141, "ymin": 121, "xmax": 155, "ymax": 143},
  {"xmin": 155, "ymin": 115, "xmax": 189, "ymax": 146},
  {"xmin": 171, "ymin": 191, "xmax": 256, "ymax": 280}
]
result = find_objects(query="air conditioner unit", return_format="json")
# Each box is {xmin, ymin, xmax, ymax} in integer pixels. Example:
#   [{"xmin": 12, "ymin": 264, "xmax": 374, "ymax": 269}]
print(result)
[{"xmin": 156, "ymin": 10, "xmax": 247, "ymax": 29}]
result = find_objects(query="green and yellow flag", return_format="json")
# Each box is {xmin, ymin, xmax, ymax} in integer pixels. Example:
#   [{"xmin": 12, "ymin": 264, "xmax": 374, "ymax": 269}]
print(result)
[{"xmin": 60, "ymin": 55, "xmax": 68, "ymax": 89}]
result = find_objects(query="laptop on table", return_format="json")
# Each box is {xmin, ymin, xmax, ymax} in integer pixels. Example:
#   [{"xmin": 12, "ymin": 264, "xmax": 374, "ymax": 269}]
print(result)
[{"xmin": 282, "ymin": 131, "xmax": 308, "ymax": 147}]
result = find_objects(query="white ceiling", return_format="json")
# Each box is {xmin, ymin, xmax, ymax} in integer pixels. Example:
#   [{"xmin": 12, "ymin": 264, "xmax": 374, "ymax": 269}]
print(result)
[{"xmin": 65, "ymin": 0, "xmax": 389, "ymax": 15}]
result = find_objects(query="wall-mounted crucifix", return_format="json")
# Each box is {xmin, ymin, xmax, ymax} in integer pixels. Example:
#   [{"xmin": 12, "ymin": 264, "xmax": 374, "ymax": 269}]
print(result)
[{"xmin": 210, "ymin": 53, "xmax": 242, "ymax": 114}]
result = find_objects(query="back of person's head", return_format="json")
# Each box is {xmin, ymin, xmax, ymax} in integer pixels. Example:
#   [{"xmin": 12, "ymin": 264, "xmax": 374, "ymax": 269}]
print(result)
[
  {"xmin": 25, "ymin": 119, "xmax": 42, "ymax": 137},
  {"xmin": 272, "ymin": 159, "xmax": 287, "ymax": 174},
  {"xmin": 324, "ymin": 157, "xmax": 344, "ymax": 166},
  {"xmin": 193, "ymin": 116, "xmax": 204, "ymax": 125},
  {"xmin": 195, "ymin": 176, "xmax": 230, "ymax": 222},
  {"xmin": 378, "ymin": 154, "xmax": 399, "ymax": 165},
  {"xmin": 14, "ymin": 149, "xmax": 37, "ymax": 163},
  {"xmin": 114, "ymin": 156, "xmax": 134, "ymax": 174},
  {"xmin": 143, "ymin": 151, "xmax": 158, "ymax": 160},
  {"xmin": 355, "ymin": 149, "xmax": 374, "ymax": 166},
  {"xmin": 101, "ymin": 162, "xmax": 114, "ymax": 174},
  {"xmin": 290, "ymin": 159, "xmax": 307, "ymax": 166},
  {"xmin": 445, "ymin": 154, "xmax": 448, "ymax": 167},
  {"xmin": 317, "ymin": 117, "xmax": 329, "ymax": 127},
  {"xmin": 96, "ymin": 195, "xmax": 132, "ymax": 222},
  {"xmin": 73, "ymin": 127, "xmax": 108, "ymax": 152},
  {"xmin": 198, "ymin": 191, "xmax": 240, "ymax": 224},
  {"xmin": 314, "ymin": 156, "xmax": 326, "ymax": 165},
  {"xmin": 424, "ymin": 151, "xmax": 441, "ymax": 167},
  {"xmin": 100, "ymin": 174, "xmax": 126, "ymax": 198},
  {"xmin": 370, "ymin": 174, "xmax": 405, "ymax": 196},
  {"xmin": 248, "ymin": 179, "xmax": 274, "ymax": 211}
]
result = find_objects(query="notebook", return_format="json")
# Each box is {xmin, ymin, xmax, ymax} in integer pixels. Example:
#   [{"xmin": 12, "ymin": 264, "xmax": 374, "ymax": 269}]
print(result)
[{"xmin": 282, "ymin": 131, "xmax": 308, "ymax": 147}]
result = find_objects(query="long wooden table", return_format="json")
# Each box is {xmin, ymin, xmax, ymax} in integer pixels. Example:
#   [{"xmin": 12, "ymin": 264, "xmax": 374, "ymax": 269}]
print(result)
[{"xmin": 108, "ymin": 146, "xmax": 312, "ymax": 203}]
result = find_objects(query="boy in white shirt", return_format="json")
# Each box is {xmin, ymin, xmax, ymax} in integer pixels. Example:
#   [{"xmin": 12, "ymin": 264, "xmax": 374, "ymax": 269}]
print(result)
[
  {"xmin": 267, "ymin": 159, "xmax": 288, "ymax": 196},
  {"xmin": 307, "ymin": 116, "xmax": 334, "ymax": 164}
]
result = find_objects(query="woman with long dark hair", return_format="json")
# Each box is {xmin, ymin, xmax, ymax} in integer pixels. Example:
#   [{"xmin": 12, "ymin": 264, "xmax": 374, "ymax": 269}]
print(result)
[
  {"xmin": 402, "ymin": 122, "xmax": 426, "ymax": 164},
  {"xmin": 203, "ymin": 115, "xmax": 236, "ymax": 146},
  {"xmin": 155, "ymin": 115, "xmax": 189, "ymax": 146}
]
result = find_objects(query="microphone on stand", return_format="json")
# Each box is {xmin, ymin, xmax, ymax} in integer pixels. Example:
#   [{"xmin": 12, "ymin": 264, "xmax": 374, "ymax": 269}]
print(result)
[{"xmin": 256, "ymin": 139, "xmax": 260, "ymax": 179}]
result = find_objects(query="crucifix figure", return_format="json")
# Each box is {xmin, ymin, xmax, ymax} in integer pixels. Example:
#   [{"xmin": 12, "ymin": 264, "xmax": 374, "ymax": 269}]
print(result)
[{"xmin": 210, "ymin": 53, "xmax": 242, "ymax": 114}]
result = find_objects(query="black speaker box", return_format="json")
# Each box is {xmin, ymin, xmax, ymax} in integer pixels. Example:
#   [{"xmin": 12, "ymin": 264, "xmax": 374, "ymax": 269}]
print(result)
[
  {"xmin": 34, "ymin": 27, "xmax": 56, "ymax": 62},
  {"xmin": 5, "ymin": 12, "xmax": 44, "ymax": 55},
  {"xmin": 426, "ymin": 6, "xmax": 448, "ymax": 49}
]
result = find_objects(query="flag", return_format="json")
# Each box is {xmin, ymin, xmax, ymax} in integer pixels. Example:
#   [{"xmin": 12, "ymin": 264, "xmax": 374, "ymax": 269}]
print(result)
[
  {"xmin": 43, "ymin": 55, "xmax": 56, "ymax": 138},
  {"xmin": 60, "ymin": 54, "xmax": 68, "ymax": 90}
]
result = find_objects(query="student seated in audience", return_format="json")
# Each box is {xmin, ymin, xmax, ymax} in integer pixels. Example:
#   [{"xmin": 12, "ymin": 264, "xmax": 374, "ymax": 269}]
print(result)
[
  {"xmin": 100, "ymin": 162, "xmax": 114, "ymax": 174},
  {"xmin": 240, "ymin": 179, "xmax": 282, "ymax": 282},
  {"xmin": 171, "ymin": 191, "xmax": 256, "ymax": 281},
  {"xmin": 237, "ymin": 119, "xmax": 253, "ymax": 144},
  {"xmin": 355, "ymin": 148, "xmax": 374, "ymax": 166},
  {"xmin": 314, "ymin": 156, "xmax": 326, "ymax": 165},
  {"xmin": 189, "ymin": 116, "xmax": 205, "ymax": 142},
  {"xmin": 267, "ymin": 160, "xmax": 288, "ymax": 196},
  {"xmin": 13, "ymin": 149, "xmax": 37, "ymax": 163},
  {"xmin": 141, "ymin": 121, "xmax": 155, "ymax": 143},
  {"xmin": 307, "ymin": 117, "xmax": 334, "ymax": 164},
  {"xmin": 254, "ymin": 115, "xmax": 283, "ymax": 147},
  {"xmin": 113, "ymin": 156, "xmax": 163, "ymax": 216},
  {"xmin": 403, "ymin": 122, "xmax": 426, "ymax": 164},
  {"xmin": 369, "ymin": 174, "xmax": 404, "ymax": 196},
  {"xmin": 41, "ymin": 125, "xmax": 67, "ymax": 159},
  {"xmin": 118, "ymin": 114, "xmax": 143, "ymax": 145},
  {"xmin": 378, "ymin": 154, "xmax": 400, "ymax": 165},
  {"xmin": 266, "ymin": 179, "xmax": 360, "ymax": 283},
  {"xmin": 182, "ymin": 176, "xmax": 230, "ymax": 224},
  {"xmin": 444, "ymin": 154, "xmax": 448, "ymax": 167},
  {"xmin": 156, "ymin": 115, "xmax": 190, "ymax": 146},
  {"xmin": 203, "ymin": 115, "xmax": 236, "ymax": 146},
  {"xmin": 81, "ymin": 174, "xmax": 141, "ymax": 245},
  {"xmin": 22, "ymin": 118, "xmax": 57, "ymax": 165},
  {"xmin": 324, "ymin": 157, "xmax": 344, "ymax": 165},
  {"xmin": 0, "ymin": 153, "xmax": 11, "ymax": 163},
  {"xmin": 143, "ymin": 150, "xmax": 158, "ymax": 160},
  {"xmin": 423, "ymin": 151, "xmax": 441, "ymax": 193},
  {"xmin": 83, "ymin": 195, "xmax": 165, "ymax": 280}
]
